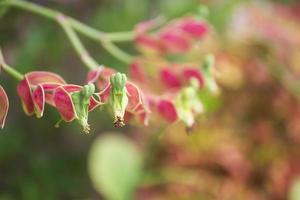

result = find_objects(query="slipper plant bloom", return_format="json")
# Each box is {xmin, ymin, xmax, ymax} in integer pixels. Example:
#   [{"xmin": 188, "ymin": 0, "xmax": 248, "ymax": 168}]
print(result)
[
  {"xmin": 134, "ymin": 16, "xmax": 209, "ymax": 54},
  {"xmin": 53, "ymin": 83, "xmax": 101, "ymax": 133},
  {"xmin": 87, "ymin": 68, "xmax": 149, "ymax": 127},
  {"xmin": 17, "ymin": 71, "xmax": 66, "ymax": 117},
  {"xmin": 160, "ymin": 65, "xmax": 205, "ymax": 90},
  {"xmin": 154, "ymin": 78, "xmax": 204, "ymax": 131},
  {"xmin": 17, "ymin": 71, "xmax": 101, "ymax": 133}
]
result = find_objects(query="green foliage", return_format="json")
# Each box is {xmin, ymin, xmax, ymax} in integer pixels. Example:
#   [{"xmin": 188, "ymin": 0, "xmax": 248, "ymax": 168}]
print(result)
[
  {"xmin": 208, "ymin": 0, "xmax": 244, "ymax": 32},
  {"xmin": 88, "ymin": 134, "xmax": 142, "ymax": 200}
]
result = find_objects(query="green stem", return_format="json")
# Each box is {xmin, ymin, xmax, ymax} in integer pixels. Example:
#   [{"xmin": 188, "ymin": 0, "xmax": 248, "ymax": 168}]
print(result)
[
  {"xmin": 101, "ymin": 39, "xmax": 133, "ymax": 64},
  {"xmin": 0, "ymin": 48, "xmax": 24, "ymax": 81},
  {"xmin": 57, "ymin": 15, "xmax": 99, "ymax": 70},
  {"xmin": 2, "ymin": 63, "xmax": 24, "ymax": 81},
  {"xmin": 2, "ymin": 0, "xmax": 134, "ymax": 42},
  {"xmin": 1, "ymin": 0, "xmax": 135, "ymax": 64}
]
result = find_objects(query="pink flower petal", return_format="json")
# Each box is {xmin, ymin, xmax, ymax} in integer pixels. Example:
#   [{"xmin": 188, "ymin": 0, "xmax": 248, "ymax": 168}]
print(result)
[
  {"xmin": 126, "ymin": 82, "xmax": 143, "ymax": 112},
  {"xmin": 62, "ymin": 84, "xmax": 82, "ymax": 93},
  {"xmin": 182, "ymin": 68, "xmax": 205, "ymax": 87},
  {"xmin": 87, "ymin": 67, "xmax": 116, "ymax": 91},
  {"xmin": 17, "ymin": 78, "xmax": 34, "ymax": 115},
  {"xmin": 138, "ymin": 111, "xmax": 150, "ymax": 126},
  {"xmin": 160, "ymin": 68, "xmax": 182, "ymax": 89},
  {"xmin": 53, "ymin": 86, "xmax": 76, "ymax": 122},
  {"xmin": 41, "ymin": 83, "xmax": 62, "ymax": 91},
  {"xmin": 88, "ymin": 94, "xmax": 102, "ymax": 111},
  {"xmin": 0, "ymin": 86, "xmax": 9, "ymax": 128},
  {"xmin": 32, "ymin": 84, "xmax": 45, "ymax": 118},
  {"xmin": 40, "ymin": 83, "xmax": 63, "ymax": 106},
  {"xmin": 98, "ymin": 84, "xmax": 111, "ymax": 103},
  {"xmin": 124, "ymin": 111, "xmax": 134, "ymax": 123},
  {"xmin": 180, "ymin": 18, "xmax": 209, "ymax": 39},
  {"xmin": 157, "ymin": 99, "xmax": 178, "ymax": 122},
  {"xmin": 87, "ymin": 68, "xmax": 102, "ymax": 83},
  {"xmin": 159, "ymin": 31, "xmax": 190, "ymax": 53},
  {"xmin": 128, "ymin": 61, "xmax": 146, "ymax": 83},
  {"xmin": 26, "ymin": 71, "xmax": 66, "ymax": 86},
  {"xmin": 135, "ymin": 35, "xmax": 164, "ymax": 53}
]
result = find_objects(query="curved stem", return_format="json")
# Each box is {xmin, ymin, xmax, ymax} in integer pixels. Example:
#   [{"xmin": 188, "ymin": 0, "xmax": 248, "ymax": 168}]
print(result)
[
  {"xmin": 0, "ymin": 48, "xmax": 24, "ymax": 81},
  {"xmin": 1, "ymin": 0, "xmax": 135, "ymax": 64},
  {"xmin": 101, "ymin": 39, "xmax": 133, "ymax": 64},
  {"xmin": 1, "ymin": 0, "xmax": 134, "ymax": 42},
  {"xmin": 57, "ymin": 15, "xmax": 99, "ymax": 70},
  {"xmin": 1, "ymin": 64, "xmax": 23, "ymax": 81}
]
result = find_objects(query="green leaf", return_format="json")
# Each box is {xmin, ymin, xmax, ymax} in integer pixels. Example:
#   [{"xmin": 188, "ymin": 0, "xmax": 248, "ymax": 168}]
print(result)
[{"xmin": 88, "ymin": 134, "xmax": 142, "ymax": 200}]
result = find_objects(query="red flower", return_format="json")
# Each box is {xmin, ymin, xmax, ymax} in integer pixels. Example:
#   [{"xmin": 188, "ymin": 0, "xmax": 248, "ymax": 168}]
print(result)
[
  {"xmin": 134, "ymin": 16, "xmax": 209, "ymax": 54},
  {"xmin": 160, "ymin": 66, "xmax": 205, "ymax": 90},
  {"xmin": 17, "ymin": 71, "xmax": 66, "ymax": 117},
  {"xmin": 0, "ymin": 85, "xmax": 9, "ymax": 128},
  {"xmin": 152, "ymin": 79, "xmax": 205, "ymax": 130},
  {"xmin": 17, "ymin": 71, "xmax": 101, "ymax": 133},
  {"xmin": 178, "ymin": 17, "xmax": 209, "ymax": 39},
  {"xmin": 53, "ymin": 84, "xmax": 101, "ymax": 133},
  {"xmin": 86, "ymin": 66, "xmax": 115, "ymax": 91},
  {"xmin": 87, "ymin": 68, "xmax": 150, "ymax": 126},
  {"xmin": 128, "ymin": 61, "xmax": 147, "ymax": 83},
  {"xmin": 157, "ymin": 98, "xmax": 178, "ymax": 123}
]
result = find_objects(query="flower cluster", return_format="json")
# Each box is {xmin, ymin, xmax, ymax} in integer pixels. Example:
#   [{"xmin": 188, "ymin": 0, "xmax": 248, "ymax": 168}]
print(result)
[
  {"xmin": 0, "ymin": 71, "xmax": 101, "ymax": 133},
  {"xmin": 0, "ymin": 14, "xmax": 218, "ymax": 133},
  {"xmin": 19, "ymin": 71, "xmax": 103, "ymax": 133},
  {"xmin": 87, "ymin": 67, "xmax": 150, "ymax": 127},
  {"xmin": 135, "ymin": 17, "xmax": 209, "ymax": 54},
  {"xmin": 128, "ymin": 54, "xmax": 218, "ymax": 130}
]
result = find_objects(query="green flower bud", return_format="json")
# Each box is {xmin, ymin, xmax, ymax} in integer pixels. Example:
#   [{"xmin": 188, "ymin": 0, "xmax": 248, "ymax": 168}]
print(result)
[
  {"xmin": 175, "ymin": 80, "xmax": 204, "ymax": 130},
  {"xmin": 109, "ymin": 73, "xmax": 129, "ymax": 127},
  {"xmin": 71, "ymin": 83, "xmax": 95, "ymax": 133},
  {"xmin": 202, "ymin": 54, "xmax": 219, "ymax": 95}
]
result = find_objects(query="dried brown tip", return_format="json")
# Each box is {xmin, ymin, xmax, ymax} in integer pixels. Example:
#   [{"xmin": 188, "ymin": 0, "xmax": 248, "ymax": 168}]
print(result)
[
  {"xmin": 83, "ymin": 124, "xmax": 91, "ymax": 134},
  {"xmin": 114, "ymin": 116, "xmax": 125, "ymax": 128},
  {"xmin": 185, "ymin": 125, "xmax": 195, "ymax": 135}
]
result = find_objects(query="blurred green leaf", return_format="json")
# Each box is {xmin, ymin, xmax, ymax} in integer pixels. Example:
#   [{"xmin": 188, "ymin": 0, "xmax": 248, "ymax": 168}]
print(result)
[
  {"xmin": 0, "ymin": 6, "xmax": 9, "ymax": 19},
  {"xmin": 159, "ymin": 0, "xmax": 198, "ymax": 18},
  {"xmin": 198, "ymin": 88, "xmax": 222, "ymax": 114},
  {"xmin": 88, "ymin": 134, "xmax": 142, "ymax": 200},
  {"xmin": 208, "ymin": 0, "xmax": 243, "ymax": 32}
]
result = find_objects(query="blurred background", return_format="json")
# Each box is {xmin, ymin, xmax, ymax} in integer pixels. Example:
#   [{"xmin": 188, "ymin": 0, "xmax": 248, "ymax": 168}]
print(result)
[{"xmin": 1, "ymin": 0, "xmax": 300, "ymax": 199}]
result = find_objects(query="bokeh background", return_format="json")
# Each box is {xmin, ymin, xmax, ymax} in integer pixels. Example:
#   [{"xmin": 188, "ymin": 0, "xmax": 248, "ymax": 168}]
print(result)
[{"xmin": 1, "ymin": 0, "xmax": 300, "ymax": 199}]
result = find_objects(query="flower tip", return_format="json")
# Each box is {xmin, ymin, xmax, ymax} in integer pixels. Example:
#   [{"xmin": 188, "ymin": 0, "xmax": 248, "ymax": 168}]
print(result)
[
  {"xmin": 114, "ymin": 116, "xmax": 125, "ymax": 128},
  {"xmin": 83, "ymin": 124, "xmax": 91, "ymax": 134},
  {"xmin": 79, "ymin": 119, "xmax": 91, "ymax": 134},
  {"xmin": 35, "ymin": 112, "xmax": 43, "ymax": 119},
  {"xmin": 54, "ymin": 119, "xmax": 63, "ymax": 128},
  {"xmin": 185, "ymin": 124, "xmax": 195, "ymax": 134}
]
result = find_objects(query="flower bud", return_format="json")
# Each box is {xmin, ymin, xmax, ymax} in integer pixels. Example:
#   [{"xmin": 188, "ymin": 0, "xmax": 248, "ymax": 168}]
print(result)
[
  {"xmin": 109, "ymin": 73, "xmax": 129, "ymax": 127},
  {"xmin": 71, "ymin": 83, "xmax": 95, "ymax": 133},
  {"xmin": 202, "ymin": 54, "xmax": 219, "ymax": 94},
  {"xmin": 175, "ymin": 79, "xmax": 204, "ymax": 130}
]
